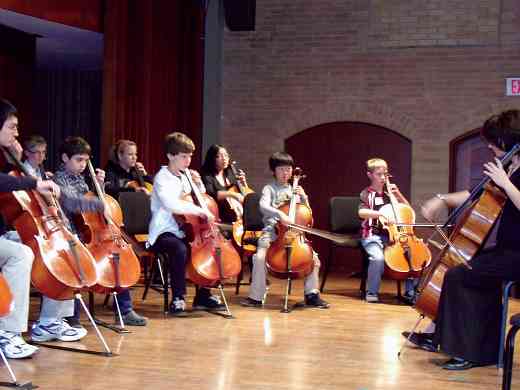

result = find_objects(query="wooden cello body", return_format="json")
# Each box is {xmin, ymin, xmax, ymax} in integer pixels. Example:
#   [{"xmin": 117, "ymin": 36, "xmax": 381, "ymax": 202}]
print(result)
[
  {"xmin": 126, "ymin": 166, "xmax": 153, "ymax": 193},
  {"xmin": 414, "ymin": 144, "xmax": 520, "ymax": 319},
  {"xmin": 182, "ymin": 170, "xmax": 242, "ymax": 287},
  {"xmin": 0, "ymin": 147, "xmax": 98, "ymax": 300},
  {"xmin": 0, "ymin": 274, "xmax": 14, "ymax": 318},
  {"xmin": 378, "ymin": 175, "xmax": 431, "ymax": 280},
  {"xmin": 226, "ymin": 161, "xmax": 258, "ymax": 250},
  {"xmin": 74, "ymin": 160, "xmax": 140, "ymax": 294},
  {"xmin": 266, "ymin": 168, "xmax": 314, "ymax": 279}
]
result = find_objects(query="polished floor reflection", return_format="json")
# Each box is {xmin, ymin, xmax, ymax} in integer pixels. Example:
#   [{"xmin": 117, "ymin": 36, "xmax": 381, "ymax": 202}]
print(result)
[{"xmin": 4, "ymin": 276, "xmax": 518, "ymax": 389}]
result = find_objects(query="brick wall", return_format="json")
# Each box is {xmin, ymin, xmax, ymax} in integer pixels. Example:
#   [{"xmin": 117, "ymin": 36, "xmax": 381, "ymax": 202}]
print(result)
[{"xmin": 221, "ymin": 0, "xmax": 520, "ymax": 209}]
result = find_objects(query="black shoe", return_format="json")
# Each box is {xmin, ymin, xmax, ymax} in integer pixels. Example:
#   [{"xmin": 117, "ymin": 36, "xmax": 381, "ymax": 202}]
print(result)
[
  {"xmin": 304, "ymin": 293, "xmax": 330, "ymax": 309},
  {"xmin": 400, "ymin": 292, "xmax": 416, "ymax": 306},
  {"xmin": 169, "ymin": 297, "xmax": 188, "ymax": 317},
  {"xmin": 192, "ymin": 295, "xmax": 226, "ymax": 312},
  {"xmin": 63, "ymin": 316, "xmax": 82, "ymax": 329},
  {"xmin": 401, "ymin": 331, "xmax": 437, "ymax": 352},
  {"xmin": 441, "ymin": 357, "xmax": 480, "ymax": 370},
  {"xmin": 240, "ymin": 297, "xmax": 263, "ymax": 308}
]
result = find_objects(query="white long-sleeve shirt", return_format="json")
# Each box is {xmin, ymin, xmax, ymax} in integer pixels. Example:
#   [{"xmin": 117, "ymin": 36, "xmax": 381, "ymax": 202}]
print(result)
[{"xmin": 147, "ymin": 166, "xmax": 205, "ymax": 246}]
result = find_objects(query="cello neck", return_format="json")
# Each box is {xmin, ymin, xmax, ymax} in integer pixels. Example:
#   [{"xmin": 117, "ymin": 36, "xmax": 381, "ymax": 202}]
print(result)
[
  {"xmin": 134, "ymin": 165, "xmax": 146, "ymax": 187},
  {"xmin": 87, "ymin": 159, "xmax": 111, "ymax": 215},
  {"xmin": 184, "ymin": 169, "xmax": 209, "ymax": 212},
  {"xmin": 384, "ymin": 174, "xmax": 401, "ymax": 224},
  {"xmin": 288, "ymin": 168, "xmax": 303, "ymax": 224},
  {"xmin": 230, "ymin": 161, "xmax": 248, "ymax": 195}
]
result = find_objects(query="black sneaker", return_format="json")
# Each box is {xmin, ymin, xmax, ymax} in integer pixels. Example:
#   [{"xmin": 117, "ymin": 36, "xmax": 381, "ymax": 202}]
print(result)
[
  {"xmin": 240, "ymin": 297, "xmax": 263, "ymax": 308},
  {"xmin": 169, "ymin": 297, "xmax": 188, "ymax": 317},
  {"xmin": 304, "ymin": 293, "xmax": 330, "ymax": 309},
  {"xmin": 400, "ymin": 291, "xmax": 416, "ymax": 306},
  {"xmin": 192, "ymin": 295, "xmax": 226, "ymax": 312},
  {"xmin": 63, "ymin": 316, "xmax": 82, "ymax": 329},
  {"xmin": 401, "ymin": 331, "xmax": 437, "ymax": 352}
]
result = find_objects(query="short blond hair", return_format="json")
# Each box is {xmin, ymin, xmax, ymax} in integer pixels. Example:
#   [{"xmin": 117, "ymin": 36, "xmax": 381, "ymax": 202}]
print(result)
[{"xmin": 366, "ymin": 158, "xmax": 387, "ymax": 172}]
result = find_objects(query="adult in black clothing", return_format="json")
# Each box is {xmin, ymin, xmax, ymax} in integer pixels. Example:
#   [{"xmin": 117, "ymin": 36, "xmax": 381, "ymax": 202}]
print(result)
[
  {"xmin": 407, "ymin": 111, "xmax": 520, "ymax": 370},
  {"xmin": 201, "ymin": 144, "xmax": 248, "ymax": 223},
  {"xmin": 104, "ymin": 139, "xmax": 153, "ymax": 199}
]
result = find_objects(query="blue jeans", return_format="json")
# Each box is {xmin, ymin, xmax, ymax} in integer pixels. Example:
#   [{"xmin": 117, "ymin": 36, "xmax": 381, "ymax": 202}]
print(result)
[{"xmin": 361, "ymin": 235, "xmax": 416, "ymax": 296}]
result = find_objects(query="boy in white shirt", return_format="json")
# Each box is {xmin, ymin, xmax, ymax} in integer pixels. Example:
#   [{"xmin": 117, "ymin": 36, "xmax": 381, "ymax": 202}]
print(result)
[{"xmin": 148, "ymin": 132, "xmax": 225, "ymax": 316}]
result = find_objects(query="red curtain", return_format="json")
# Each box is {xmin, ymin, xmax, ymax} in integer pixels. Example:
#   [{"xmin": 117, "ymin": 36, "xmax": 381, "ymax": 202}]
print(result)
[
  {"xmin": 0, "ymin": 24, "xmax": 35, "ymax": 134},
  {"xmin": 102, "ymin": 0, "xmax": 205, "ymax": 174}
]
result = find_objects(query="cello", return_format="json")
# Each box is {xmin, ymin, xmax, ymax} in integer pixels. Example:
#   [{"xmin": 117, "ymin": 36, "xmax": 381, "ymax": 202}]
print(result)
[
  {"xmin": 227, "ymin": 161, "xmax": 259, "ymax": 250},
  {"xmin": 378, "ymin": 173, "xmax": 431, "ymax": 280},
  {"xmin": 414, "ymin": 143, "xmax": 520, "ymax": 319},
  {"xmin": 266, "ymin": 167, "xmax": 314, "ymax": 279},
  {"xmin": 126, "ymin": 164, "xmax": 153, "ymax": 193},
  {"xmin": 0, "ymin": 147, "xmax": 98, "ymax": 300},
  {"xmin": 74, "ymin": 160, "xmax": 141, "ymax": 296},
  {"xmin": 265, "ymin": 168, "xmax": 314, "ymax": 312},
  {"xmin": 181, "ymin": 169, "xmax": 241, "ymax": 315}
]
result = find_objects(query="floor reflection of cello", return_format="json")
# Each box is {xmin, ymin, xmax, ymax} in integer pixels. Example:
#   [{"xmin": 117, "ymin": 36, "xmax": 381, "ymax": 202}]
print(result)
[
  {"xmin": 378, "ymin": 173, "xmax": 431, "ymax": 280},
  {"xmin": 0, "ymin": 146, "xmax": 98, "ymax": 300}
]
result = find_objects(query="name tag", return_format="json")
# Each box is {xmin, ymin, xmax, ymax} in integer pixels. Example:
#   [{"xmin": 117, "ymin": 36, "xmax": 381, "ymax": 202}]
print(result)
[{"xmin": 374, "ymin": 197, "xmax": 384, "ymax": 206}]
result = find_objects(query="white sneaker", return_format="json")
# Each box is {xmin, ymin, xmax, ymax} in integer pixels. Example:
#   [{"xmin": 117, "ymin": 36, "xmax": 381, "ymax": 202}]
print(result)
[
  {"xmin": 365, "ymin": 293, "xmax": 379, "ymax": 303},
  {"xmin": 31, "ymin": 320, "xmax": 87, "ymax": 342},
  {"xmin": 0, "ymin": 331, "xmax": 38, "ymax": 359}
]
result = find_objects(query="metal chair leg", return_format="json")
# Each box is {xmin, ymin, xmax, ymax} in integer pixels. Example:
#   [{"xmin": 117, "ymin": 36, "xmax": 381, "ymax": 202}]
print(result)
[
  {"xmin": 502, "ymin": 325, "xmax": 520, "ymax": 390},
  {"xmin": 499, "ymin": 281, "xmax": 515, "ymax": 368},
  {"xmin": 320, "ymin": 244, "xmax": 334, "ymax": 292}
]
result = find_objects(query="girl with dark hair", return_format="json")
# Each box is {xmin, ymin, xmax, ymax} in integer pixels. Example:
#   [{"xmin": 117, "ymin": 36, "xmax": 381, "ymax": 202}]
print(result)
[{"xmin": 201, "ymin": 144, "xmax": 248, "ymax": 223}]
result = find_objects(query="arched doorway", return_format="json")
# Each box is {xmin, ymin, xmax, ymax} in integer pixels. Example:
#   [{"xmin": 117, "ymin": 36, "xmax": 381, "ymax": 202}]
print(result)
[
  {"xmin": 285, "ymin": 121, "xmax": 412, "ymax": 276},
  {"xmin": 449, "ymin": 128, "xmax": 491, "ymax": 192}
]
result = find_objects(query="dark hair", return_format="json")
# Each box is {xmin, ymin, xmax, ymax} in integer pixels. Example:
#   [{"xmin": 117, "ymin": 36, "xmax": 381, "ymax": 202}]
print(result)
[
  {"xmin": 0, "ymin": 99, "xmax": 17, "ymax": 128},
  {"xmin": 201, "ymin": 144, "xmax": 228, "ymax": 175},
  {"xmin": 499, "ymin": 109, "xmax": 520, "ymax": 131},
  {"xmin": 481, "ymin": 111, "xmax": 520, "ymax": 153},
  {"xmin": 59, "ymin": 136, "xmax": 92, "ymax": 160},
  {"xmin": 268, "ymin": 152, "xmax": 294, "ymax": 172},
  {"xmin": 23, "ymin": 135, "xmax": 47, "ymax": 151},
  {"xmin": 164, "ymin": 132, "xmax": 195, "ymax": 156}
]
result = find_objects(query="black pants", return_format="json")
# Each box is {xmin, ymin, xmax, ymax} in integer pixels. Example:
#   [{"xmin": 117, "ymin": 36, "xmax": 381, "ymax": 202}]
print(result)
[
  {"xmin": 151, "ymin": 232, "xmax": 211, "ymax": 300},
  {"xmin": 434, "ymin": 248, "xmax": 520, "ymax": 365}
]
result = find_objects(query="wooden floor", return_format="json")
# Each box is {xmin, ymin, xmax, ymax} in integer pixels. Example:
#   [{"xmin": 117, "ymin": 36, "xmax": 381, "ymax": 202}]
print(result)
[{"xmin": 4, "ymin": 275, "xmax": 520, "ymax": 390}]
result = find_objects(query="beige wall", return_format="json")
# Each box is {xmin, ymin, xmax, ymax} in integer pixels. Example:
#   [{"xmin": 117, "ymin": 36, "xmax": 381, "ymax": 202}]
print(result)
[{"xmin": 221, "ymin": 0, "xmax": 520, "ymax": 209}]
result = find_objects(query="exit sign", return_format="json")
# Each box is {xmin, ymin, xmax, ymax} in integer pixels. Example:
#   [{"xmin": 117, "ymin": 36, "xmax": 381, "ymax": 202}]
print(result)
[{"xmin": 506, "ymin": 78, "xmax": 520, "ymax": 96}]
